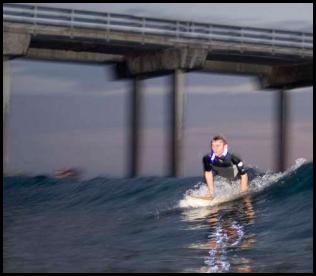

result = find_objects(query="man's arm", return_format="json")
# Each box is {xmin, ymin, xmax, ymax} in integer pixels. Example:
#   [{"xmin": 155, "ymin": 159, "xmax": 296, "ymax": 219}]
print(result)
[
  {"xmin": 204, "ymin": 171, "xmax": 214, "ymax": 198},
  {"xmin": 202, "ymin": 155, "xmax": 215, "ymax": 198},
  {"xmin": 240, "ymin": 173, "xmax": 248, "ymax": 193},
  {"xmin": 231, "ymin": 153, "xmax": 248, "ymax": 193}
]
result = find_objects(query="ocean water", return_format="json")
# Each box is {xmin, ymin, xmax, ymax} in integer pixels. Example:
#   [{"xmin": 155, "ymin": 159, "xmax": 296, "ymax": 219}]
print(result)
[{"xmin": 3, "ymin": 159, "xmax": 313, "ymax": 273}]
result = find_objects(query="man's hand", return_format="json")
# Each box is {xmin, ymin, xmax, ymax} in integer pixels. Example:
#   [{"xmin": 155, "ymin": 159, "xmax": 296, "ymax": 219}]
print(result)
[{"xmin": 204, "ymin": 193, "xmax": 214, "ymax": 200}]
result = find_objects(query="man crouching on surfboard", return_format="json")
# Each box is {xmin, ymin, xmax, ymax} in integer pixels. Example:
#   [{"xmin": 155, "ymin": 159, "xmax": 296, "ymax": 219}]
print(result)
[{"xmin": 203, "ymin": 135, "xmax": 248, "ymax": 199}]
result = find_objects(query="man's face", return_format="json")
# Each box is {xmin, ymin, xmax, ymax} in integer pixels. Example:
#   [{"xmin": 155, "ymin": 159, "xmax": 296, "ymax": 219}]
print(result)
[{"xmin": 211, "ymin": 140, "xmax": 226, "ymax": 156}]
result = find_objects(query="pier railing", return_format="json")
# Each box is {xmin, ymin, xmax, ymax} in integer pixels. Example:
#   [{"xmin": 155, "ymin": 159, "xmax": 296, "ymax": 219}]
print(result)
[{"xmin": 3, "ymin": 3, "xmax": 313, "ymax": 55}]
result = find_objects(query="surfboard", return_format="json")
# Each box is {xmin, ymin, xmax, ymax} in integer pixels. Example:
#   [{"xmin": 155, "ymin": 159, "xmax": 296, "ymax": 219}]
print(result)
[
  {"xmin": 187, "ymin": 194, "xmax": 214, "ymax": 201},
  {"xmin": 179, "ymin": 192, "xmax": 247, "ymax": 208}
]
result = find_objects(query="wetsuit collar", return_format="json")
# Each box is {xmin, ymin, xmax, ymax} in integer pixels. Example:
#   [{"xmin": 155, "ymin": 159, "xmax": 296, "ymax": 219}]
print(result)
[
  {"xmin": 222, "ymin": 145, "xmax": 228, "ymax": 157},
  {"xmin": 209, "ymin": 145, "xmax": 228, "ymax": 161}
]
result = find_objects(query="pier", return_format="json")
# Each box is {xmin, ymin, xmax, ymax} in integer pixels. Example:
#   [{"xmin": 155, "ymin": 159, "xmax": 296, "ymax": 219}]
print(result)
[{"xmin": 3, "ymin": 3, "xmax": 313, "ymax": 176}]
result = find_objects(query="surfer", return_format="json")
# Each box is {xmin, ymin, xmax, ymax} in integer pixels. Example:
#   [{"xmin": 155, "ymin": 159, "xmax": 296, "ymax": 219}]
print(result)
[{"xmin": 202, "ymin": 135, "xmax": 248, "ymax": 199}]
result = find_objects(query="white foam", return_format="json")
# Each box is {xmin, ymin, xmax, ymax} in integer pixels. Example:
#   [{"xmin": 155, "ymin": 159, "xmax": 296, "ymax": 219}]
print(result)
[
  {"xmin": 178, "ymin": 158, "xmax": 307, "ymax": 209},
  {"xmin": 249, "ymin": 157, "xmax": 307, "ymax": 193}
]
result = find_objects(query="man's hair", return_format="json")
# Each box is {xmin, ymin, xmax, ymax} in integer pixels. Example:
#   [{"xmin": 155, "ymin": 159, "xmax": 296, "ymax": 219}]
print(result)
[{"xmin": 211, "ymin": 135, "xmax": 227, "ymax": 145}]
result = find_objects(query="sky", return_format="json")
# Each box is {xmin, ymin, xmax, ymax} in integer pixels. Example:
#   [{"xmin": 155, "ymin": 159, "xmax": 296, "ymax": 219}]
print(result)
[{"xmin": 5, "ymin": 4, "xmax": 313, "ymax": 178}]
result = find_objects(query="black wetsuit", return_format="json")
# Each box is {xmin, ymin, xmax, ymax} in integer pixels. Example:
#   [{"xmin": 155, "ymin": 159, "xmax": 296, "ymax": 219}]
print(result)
[{"xmin": 203, "ymin": 152, "xmax": 247, "ymax": 180}]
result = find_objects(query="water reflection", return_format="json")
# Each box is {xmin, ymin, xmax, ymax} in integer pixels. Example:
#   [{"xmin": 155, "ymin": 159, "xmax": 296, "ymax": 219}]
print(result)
[{"xmin": 185, "ymin": 195, "xmax": 256, "ymax": 273}]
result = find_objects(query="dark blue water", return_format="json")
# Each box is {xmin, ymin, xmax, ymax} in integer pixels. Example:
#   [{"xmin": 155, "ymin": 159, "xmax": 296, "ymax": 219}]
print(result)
[{"xmin": 3, "ymin": 160, "xmax": 313, "ymax": 272}]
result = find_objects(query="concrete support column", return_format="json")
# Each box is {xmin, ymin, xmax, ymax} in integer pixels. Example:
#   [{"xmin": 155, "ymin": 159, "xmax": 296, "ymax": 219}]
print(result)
[
  {"xmin": 3, "ymin": 57, "xmax": 11, "ymax": 175},
  {"xmin": 275, "ymin": 88, "xmax": 288, "ymax": 172},
  {"xmin": 129, "ymin": 77, "xmax": 142, "ymax": 177},
  {"xmin": 170, "ymin": 69, "xmax": 184, "ymax": 177},
  {"xmin": 3, "ymin": 32, "xmax": 31, "ymax": 57},
  {"xmin": 3, "ymin": 31, "xmax": 31, "ymax": 175}
]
